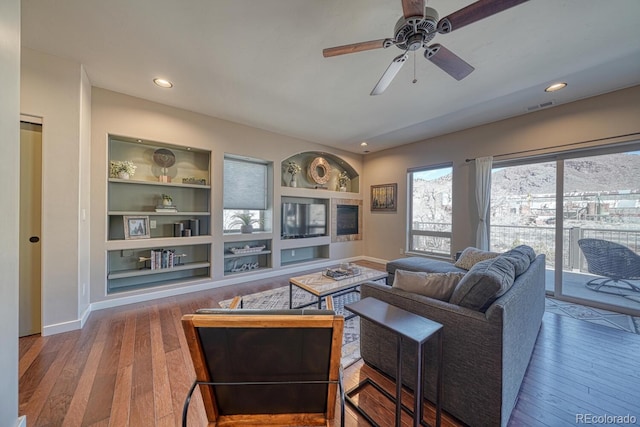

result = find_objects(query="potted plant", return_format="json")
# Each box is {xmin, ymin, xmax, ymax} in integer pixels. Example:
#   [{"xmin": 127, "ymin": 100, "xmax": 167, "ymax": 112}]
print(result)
[
  {"xmin": 338, "ymin": 171, "xmax": 349, "ymax": 192},
  {"xmin": 286, "ymin": 160, "xmax": 302, "ymax": 187},
  {"xmin": 161, "ymin": 194, "xmax": 173, "ymax": 206},
  {"xmin": 110, "ymin": 160, "xmax": 137, "ymax": 179},
  {"xmin": 230, "ymin": 212, "xmax": 262, "ymax": 234}
]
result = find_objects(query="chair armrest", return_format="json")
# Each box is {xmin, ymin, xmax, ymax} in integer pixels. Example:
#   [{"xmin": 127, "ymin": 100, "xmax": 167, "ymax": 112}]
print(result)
[{"xmin": 228, "ymin": 296, "xmax": 242, "ymax": 309}]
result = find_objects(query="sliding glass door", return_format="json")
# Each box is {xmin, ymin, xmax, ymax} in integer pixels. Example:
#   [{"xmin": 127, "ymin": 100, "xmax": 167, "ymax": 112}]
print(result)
[
  {"xmin": 489, "ymin": 161, "xmax": 557, "ymax": 293},
  {"xmin": 562, "ymin": 151, "xmax": 640, "ymax": 313},
  {"xmin": 489, "ymin": 147, "xmax": 640, "ymax": 316}
]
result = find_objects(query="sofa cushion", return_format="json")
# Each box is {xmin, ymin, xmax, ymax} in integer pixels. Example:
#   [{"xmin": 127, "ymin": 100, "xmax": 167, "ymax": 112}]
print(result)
[
  {"xmin": 387, "ymin": 257, "xmax": 466, "ymax": 275},
  {"xmin": 392, "ymin": 270, "xmax": 465, "ymax": 301},
  {"xmin": 454, "ymin": 247, "xmax": 500, "ymax": 270},
  {"xmin": 450, "ymin": 256, "xmax": 516, "ymax": 311},
  {"xmin": 500, "ymin": 245, "xmax": 536, "ymax": 276}
]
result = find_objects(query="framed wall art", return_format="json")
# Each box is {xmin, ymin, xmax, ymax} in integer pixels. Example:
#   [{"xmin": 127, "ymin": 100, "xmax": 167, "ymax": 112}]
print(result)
[
  {"xmin": 371, "ymin": 183, "xmax": 397, "ymax": 212},
  {"xmin": 123, "ymin": 215, "xmax": 151, "ymax": 239}
]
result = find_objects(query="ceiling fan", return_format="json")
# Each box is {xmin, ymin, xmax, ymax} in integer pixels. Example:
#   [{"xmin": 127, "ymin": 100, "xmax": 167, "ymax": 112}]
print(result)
[{"xmin": 323, "ymin": 0, "xmax": 529, "ymax": 95}]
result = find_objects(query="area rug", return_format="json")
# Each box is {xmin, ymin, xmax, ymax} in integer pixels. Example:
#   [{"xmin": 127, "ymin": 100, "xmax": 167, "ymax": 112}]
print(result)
[
  {"xmin": 219, "ymin": 286, "xmax": 363, "ymax": 367},
  {"xmin": 545, "ymin": 297, "xmax": 640, "ymax": 335}
]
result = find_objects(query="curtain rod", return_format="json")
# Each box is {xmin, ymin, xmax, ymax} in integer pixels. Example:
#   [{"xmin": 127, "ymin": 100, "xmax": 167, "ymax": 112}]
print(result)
[{"xmin": 464, "ymin": 132, "xmax": 640, "ymax": 163}]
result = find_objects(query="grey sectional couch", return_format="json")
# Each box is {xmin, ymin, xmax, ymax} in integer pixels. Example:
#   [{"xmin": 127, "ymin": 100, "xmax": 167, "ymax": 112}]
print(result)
[{"xmin": 359, "ymin": 250, "xmax": 545, "ymax": 427}]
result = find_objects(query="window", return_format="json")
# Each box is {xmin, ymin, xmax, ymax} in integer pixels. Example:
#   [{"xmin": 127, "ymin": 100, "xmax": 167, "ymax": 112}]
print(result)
[
  {"xmin": 408, "ymin": 164, "xmax": 453, "ymax": 256},
  {"xmin": 223, "ymin": 156, "xmax": 271, "ymax": 232}
]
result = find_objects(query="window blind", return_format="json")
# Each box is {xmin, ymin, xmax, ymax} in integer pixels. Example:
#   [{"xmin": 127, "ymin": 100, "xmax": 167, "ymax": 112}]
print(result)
[{"xmin": 223, "ymin": 157, "xmax": 268, "ymax": 210}]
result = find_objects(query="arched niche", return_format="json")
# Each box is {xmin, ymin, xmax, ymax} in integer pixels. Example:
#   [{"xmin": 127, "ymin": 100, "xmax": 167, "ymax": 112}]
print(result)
[{"xmin": 282, "ymin": 151, "xmax": 359, "ymax": 193}]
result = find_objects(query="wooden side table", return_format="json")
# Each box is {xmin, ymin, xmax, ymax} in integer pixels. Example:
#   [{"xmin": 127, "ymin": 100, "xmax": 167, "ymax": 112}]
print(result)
[{"xmin": 345, "ymin": 297, "xmax": 443, "ymax": 427}]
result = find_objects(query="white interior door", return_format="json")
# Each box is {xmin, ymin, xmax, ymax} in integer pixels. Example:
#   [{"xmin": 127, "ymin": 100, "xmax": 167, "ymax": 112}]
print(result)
[{"xmin": 19, "ymin": 121, "xmax": 42, "ymax": 337}]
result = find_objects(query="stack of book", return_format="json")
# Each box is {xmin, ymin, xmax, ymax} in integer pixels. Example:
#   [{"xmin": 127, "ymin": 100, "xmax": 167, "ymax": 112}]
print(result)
[
  {"xmin": 155, "ymin": 204, "xmax": 178, "ymax": 212},
  {"xmin": 150, "ymin": 249, "xmax": 176, "ymax": 270}
]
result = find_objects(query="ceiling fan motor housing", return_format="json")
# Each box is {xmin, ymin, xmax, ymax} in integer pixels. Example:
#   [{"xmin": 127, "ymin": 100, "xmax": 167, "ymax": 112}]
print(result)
[{"xmin": 394, "ymin": 6, "xmax": 439, "ymax": 51}]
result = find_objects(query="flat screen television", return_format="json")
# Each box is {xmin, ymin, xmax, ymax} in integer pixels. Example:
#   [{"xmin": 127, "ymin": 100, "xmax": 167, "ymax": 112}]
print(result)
[{"xmin": 281, "ymin": 202, "xmax": 327, "ymax": 238}]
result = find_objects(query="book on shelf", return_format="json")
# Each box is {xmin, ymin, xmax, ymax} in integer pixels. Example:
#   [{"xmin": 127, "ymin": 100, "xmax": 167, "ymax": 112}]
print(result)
[
  {"xmin": 155, "ymin": 204, "xmax": 178, "ymax": 212},
  {"xmin": 149, "ymin": 249, "xmax": 176, "ymax": 270}
]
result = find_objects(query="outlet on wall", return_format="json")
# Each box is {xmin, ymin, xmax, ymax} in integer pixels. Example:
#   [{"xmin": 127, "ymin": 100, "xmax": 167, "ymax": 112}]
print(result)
[
  {"xmin": 150, "ymin": 220, "xmax": 157, "ymax": 229},
  {"xmin": 291, "ymin": 250, "xmax": 295, "ymax": 257},
  {"xmin": 399, "ymin": 248, "xmax": 404, "ymax": 254}
]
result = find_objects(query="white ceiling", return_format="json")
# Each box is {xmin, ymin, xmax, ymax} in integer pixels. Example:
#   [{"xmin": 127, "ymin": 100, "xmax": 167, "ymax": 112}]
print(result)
[{"xmin": 21, "ymin": 0, "xmax": 640, "ymax": 153}]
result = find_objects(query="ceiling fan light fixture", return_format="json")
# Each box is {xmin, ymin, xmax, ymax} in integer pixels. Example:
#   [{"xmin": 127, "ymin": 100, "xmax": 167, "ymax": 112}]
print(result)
[
  {"xmin": 545, "ymin": 82, "xmax": 567, "ymax": 92},
  {"xmin": 153, "ymin": 78, "xmax": 173, "ymax": 88}
]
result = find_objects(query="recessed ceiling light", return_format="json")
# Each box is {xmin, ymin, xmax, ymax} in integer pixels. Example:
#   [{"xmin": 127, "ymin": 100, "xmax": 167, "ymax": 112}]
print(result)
[
  {"xmin": 545, "ymin": 82, "xmax": 567, "ymax": 92},
  {"xmin": 360, "ymin": 142, "xmax": 368, "ymax": 147},
  {"xmin": 153, "ymin": 78, "xmax": 173, "ymax": 88}
]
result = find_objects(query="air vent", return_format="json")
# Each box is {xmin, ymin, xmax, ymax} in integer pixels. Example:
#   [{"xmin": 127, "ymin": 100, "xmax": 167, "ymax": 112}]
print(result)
[{"xmin": 527, "ymin": 100, "xmax": 556, "ymax": 112}]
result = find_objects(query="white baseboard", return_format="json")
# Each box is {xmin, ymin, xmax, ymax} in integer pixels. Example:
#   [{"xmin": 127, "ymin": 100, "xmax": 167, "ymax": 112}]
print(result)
[
  {"xmin": 47, "ymin": 256, "xmax": 388, "ymax": 334},
  {"xmin": 42, "ymin": 318, "xmax": 83, "ymax": 336},
  {"xmin": 361, "ymin": 255, "xmax": 389, "ymax": 265}
]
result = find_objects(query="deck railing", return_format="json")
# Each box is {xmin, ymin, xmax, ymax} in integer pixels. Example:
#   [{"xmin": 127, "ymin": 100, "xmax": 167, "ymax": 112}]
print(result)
[{"xmin": 411, "ymin": 222, "xmax": 640, "ymax": 272}]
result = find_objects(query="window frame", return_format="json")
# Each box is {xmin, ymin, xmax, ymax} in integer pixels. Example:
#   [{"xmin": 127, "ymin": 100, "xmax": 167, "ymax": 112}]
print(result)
[{"xmin": 407, "ymin": 162, "xmax": 454, "ymax": 258}]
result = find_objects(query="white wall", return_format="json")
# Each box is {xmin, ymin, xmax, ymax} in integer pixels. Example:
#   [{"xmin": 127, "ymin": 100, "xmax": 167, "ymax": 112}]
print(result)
[
  {"xmin": 90, "ymin": 88, "xmax": 364, "ymax": 304},
  {"xmin": 0, "ymin": 0, "xmax": 21, "ymax": 424},
  {"xmin": 362, "ymin": 85, "xmax": 640, "ymax": 262},
  {"xmin": 78, "ymin": 66, "xmax": 92, "ymax": 319},
  {"xmin": 21, "ymin": 48, "xmax": 87, "ymax": 335}
]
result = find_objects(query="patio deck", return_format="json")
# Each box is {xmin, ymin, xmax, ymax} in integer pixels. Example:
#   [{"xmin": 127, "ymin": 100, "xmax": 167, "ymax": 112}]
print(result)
[{"xmin": 545, "ymin": 268, "xmax": 640, "ymax": 315}]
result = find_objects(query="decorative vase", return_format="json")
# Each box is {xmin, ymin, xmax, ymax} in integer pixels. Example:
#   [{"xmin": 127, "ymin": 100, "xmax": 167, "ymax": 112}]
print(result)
[
  {"xmin": 240, "ymin": 224, "xmax": 253, "ymax": 234},
  {"xmin": 163, "ymin": 199, "xmax": 172, "ymax": 206},
  {"xmin": 339, "ymin": 186, "xmax": 347, "ymax": 192},
  {"xmin": 117, "ymin": 171, "xmax": 130, "ymax": 179},
  {"xmin": 289, "ymin": 175, "xmax": 297, "ymax": 187}
]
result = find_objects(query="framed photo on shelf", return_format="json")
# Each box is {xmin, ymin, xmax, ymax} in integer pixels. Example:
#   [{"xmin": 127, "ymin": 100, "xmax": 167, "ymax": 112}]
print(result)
[
  {"xmin": 123, "ymin": 215, "xmax": 150, "ymax": 239},
  {"xmin": 371, "ymin": 183, "xmax": 397, "ymax": 212}
]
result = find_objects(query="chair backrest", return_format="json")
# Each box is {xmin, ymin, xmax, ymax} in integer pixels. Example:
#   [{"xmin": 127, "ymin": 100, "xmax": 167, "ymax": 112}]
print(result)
[
  {"xmin": 182, "ymin": 309, "xmax": 344, "ymax": 426},
  {"xmin": 578, "ymin": 238, "xmax": 640, "ymax": 279}
]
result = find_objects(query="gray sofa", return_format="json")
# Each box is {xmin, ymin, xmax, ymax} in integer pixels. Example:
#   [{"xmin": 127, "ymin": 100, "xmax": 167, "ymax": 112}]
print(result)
[{"xmin": 359, "ymin": 249, "xmax": 545, "ymax": 427}]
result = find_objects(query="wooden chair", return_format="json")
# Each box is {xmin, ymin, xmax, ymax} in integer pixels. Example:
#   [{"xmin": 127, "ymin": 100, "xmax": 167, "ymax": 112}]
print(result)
[{"xmin": 181, "ymin": 304, "xmax": 344, "ymax": 426}]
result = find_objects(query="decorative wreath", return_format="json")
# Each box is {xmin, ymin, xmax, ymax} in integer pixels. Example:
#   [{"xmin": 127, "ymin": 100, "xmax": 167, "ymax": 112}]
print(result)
[{"xmin": 309, "ymin": 157, "xmax": 331, "ymax": 185}]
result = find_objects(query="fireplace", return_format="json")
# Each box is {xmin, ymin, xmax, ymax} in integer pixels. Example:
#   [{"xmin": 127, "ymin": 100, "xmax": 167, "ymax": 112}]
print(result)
[{"xmin": 336, "ymin": 204, "xmax": 359, "ymax": 236}]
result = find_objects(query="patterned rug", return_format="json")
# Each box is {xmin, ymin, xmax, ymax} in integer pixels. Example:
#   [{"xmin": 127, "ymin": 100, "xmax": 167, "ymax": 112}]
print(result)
[
  {"xmin": 219, "ymin": 285, "xmax": 363, "ymax": 367},
  {"xmin": 545, "ymin": 297, "xmax": 640, "ymax": 334},
  {"xmin": 220, "ymin": 287, "xmax": 640, "ymax": 368}
]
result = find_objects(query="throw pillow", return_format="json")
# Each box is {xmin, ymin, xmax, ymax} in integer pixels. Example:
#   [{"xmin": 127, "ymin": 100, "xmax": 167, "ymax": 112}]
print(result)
[
  {"xmin": 393, "ymin": 269, "xmax": 465, "ymax": 301},
  {"xmin": 500, "ymin": 245, "xmax": 536, "ymax": 276},
  {"xmin": 454, "ymin": 247, "xmax": 500, "ymax": 270},
  {"xmin": 449, "ymin": 256, "xmax": 516, "ymax": 312}
]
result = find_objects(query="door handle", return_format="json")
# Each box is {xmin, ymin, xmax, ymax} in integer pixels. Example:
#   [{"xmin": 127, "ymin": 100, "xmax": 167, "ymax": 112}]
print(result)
[{"xmin": 29, "ymin": 236, "xmax": 40, "ymax": 243}]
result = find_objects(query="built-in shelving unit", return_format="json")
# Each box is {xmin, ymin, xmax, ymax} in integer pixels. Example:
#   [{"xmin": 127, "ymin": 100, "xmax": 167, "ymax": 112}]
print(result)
[
  {"xmin": 281, "ymin": 151, "xmax": 360, "ymax": 193},
  {"xmin": 223, "ymin": 238, "xmax": 272, "ymax": 275},
  {"xmin": 106, "ymin": 135, "xmax": 212, "ymax": 294}
]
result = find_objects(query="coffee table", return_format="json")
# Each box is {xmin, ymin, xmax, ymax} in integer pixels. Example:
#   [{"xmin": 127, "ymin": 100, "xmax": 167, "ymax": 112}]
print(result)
[{"xmin": 288, "ymin": 266, "xmax": 388, "ymax": 317}]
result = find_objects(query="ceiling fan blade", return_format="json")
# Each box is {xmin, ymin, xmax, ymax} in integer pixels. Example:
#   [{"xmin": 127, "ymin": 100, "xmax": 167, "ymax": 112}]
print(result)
[
  {"xmin": 401, "ymin": 0, "xmax": 425, "ymax": 18},
  {"xmin": 425, "ymin": 44, "xmax": 474, "ymax": 81},
  {"xmin": 439, "ymin": 0, "xmax": 529, "ymax": 33},
  {"xmin": 323, "ymin": 39, "xmax": 388, "ymax": 58},
  {"xmin": 370, "ymin": 52, "xmax": 408, "ymax": 96}
]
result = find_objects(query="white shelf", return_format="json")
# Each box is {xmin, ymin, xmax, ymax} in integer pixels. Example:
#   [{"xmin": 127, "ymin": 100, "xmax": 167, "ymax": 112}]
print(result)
[
  {"xmin": 223, "ymin": 232, "xmax": 273, "ymax": 242},
  {"xmin": 106, "ymin": 235, "xmax": 213, "ymax": 250},
  {"xmin": 224, "ymin": 250, "xmax": 272, "ymax": 259},
  {"xmin": 108, "ymin": 261, "xmax": 211, "ymax": 279},
  {"xmin": 280, "ymin": 235, "xmax": 331, "ymax": 249},
  {"xmin": 108, "ymin": 211, "xmax": 210, "ymax": 216},
  {"xmin": 224, "ymin": 267, "xmax": 273, "ymax": 276},
  {"xmin": 109, "ymin": 178, "xmax": 210, "ymax": 189}
]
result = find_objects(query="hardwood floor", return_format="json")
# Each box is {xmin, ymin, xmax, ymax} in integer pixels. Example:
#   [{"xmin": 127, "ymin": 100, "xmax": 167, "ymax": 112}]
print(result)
[{"xmin": 19, "ymin": 261, "xmax": 640, "ymax": 426}]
